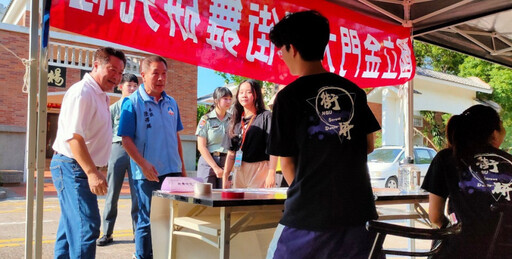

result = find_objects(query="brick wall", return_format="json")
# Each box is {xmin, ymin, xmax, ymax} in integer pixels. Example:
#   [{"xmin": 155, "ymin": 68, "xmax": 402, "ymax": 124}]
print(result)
[
  {"xmin": 0, "ymin": 29, "xmax": 29, "ymax": 127},
  {"xmin": 24, "ymin": 10, "xmax": 30, "ymax": 27},
  {"xmin": 166, "ymin": 59, "xmax": 197, "ymax": 135},
  {"xmin": 0, "ymin": 29, "xmax": 198, "ymax": 136}
]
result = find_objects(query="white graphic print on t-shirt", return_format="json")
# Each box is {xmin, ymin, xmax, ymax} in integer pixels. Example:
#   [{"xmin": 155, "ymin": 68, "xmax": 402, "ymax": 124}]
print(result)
[
  {"xmin": 306, "ymin": 86, "xmax": 355, "ymax": 143},
  {"xmin": 462, "ymin": 153, "xmax": 512, "ymax": 202}
]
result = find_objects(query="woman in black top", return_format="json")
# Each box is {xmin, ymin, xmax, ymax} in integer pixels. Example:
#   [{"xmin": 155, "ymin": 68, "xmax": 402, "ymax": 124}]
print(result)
[
  {"xmin": 422, "ymin": 104, "xmax": 511, "ymax": 258},
  {"xmin": 222, "ymin": 80, "xmax": 277, "ymax": 189}
]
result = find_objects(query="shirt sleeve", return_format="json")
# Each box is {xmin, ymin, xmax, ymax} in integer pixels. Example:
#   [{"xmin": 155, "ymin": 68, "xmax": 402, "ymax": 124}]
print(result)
[
  {"xmin": 118, "ymin": 98, "xmax": 136, "ymax": 139},
  {"xmin": 267, "ymin": 91, "xmax": 298, "ymax": 157},
  {"xmin": 195, "ymin": 116, "xmax": 208, "ymax": 138},
  {"xmin": 421, "ymin": 150, "xmax": 450, "ymax": 198},
  {"xmin": 222, "ymin": 123, "xmax": 241, "ymax": 152},
  {"xmin": 60, "ymin": 90, "xmax": 95, "ymax": 141},
  {"xmin": 264, "ymin": 110, "xmax": 272, "ymax": 135},
  {"xmin": 174, "ymin": 104, "xmax": 184, "ymax": 132},
  {"xmin": 263, "ymin": 111, "xmax": 272, "ymax": 155}
]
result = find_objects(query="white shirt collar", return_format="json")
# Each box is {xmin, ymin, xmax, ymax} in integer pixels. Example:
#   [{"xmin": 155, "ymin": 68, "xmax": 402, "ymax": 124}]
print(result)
[{"xmin": 84, "ymin": 73, "xmax": 105, "ymax": 95}]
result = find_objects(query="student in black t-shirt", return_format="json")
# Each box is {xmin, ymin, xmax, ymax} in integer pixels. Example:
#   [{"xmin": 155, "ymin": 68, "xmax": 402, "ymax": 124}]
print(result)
[
  {"xmin": 222, "ymin": 79, "xmax": 277, "ymax": 189},
  {"xmin": 422, "ymin": 104, "xmax": 511, "ymax": 259},
  {"xmin": 266, "ymin": 10, "xmax": 381, "ymax": 259}
]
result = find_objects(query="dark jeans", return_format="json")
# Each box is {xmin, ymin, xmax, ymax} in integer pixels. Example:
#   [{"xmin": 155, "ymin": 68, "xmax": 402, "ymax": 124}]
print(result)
[
  {"xmin": 51, "ymin": 153, "xmax": 100, "ymax": 259},
  {"xmin": 133, "ymin": 172, "xmax": 181, "ymax": 259}
]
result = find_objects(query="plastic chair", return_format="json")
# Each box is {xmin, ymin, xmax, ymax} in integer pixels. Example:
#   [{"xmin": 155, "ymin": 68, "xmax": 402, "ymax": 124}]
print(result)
[
  {"xmin": 365, "ymin": 220, "xmax": 462, "ymax": 259},
  {"xmin": 486, "ymin": 203, "xmax": 512, "ymax": 259}
]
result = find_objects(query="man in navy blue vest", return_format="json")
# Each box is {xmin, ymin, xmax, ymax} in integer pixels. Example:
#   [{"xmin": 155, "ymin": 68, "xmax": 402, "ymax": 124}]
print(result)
[{"xmin": 118, "ymin": 55, "xmax": 186, "ymax": 259}]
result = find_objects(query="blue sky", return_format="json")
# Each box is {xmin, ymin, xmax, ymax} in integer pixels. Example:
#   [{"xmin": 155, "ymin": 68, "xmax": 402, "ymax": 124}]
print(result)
[
  {"xmin": 197, "ymin": 67, "xmax": 226, "ymax": 97},
  {"xmin": 0, "ymin": 0, "xmax": 9, "ymax": 6}
]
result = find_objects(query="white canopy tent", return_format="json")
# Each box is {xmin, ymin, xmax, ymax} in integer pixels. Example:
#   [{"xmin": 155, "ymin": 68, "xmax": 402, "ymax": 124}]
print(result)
[{"xmin": 22, "ymin": 0, "xmax": 512, "ymax": 258}]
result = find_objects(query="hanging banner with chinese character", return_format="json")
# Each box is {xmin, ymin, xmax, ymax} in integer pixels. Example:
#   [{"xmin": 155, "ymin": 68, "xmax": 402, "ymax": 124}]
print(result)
[{"xmin": 50, "ymin": 0, "xmax": 415, "ymax": 87}]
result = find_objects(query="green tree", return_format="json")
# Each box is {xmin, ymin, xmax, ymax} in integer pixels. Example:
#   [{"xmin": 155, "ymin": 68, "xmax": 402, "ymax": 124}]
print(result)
[
  {"xmin": 458, "ymin": 56, "xmax": 494, "ymax": 82},
  {"xmin": 420, "ymin": 111, "xmax": 448, "ymax": 150},
  {"xmin": 197, "ymin": 104, "xmax": 209, "ymax": 123},
  {"xmin": 415, "ymin": 42, "xmax": 512, "ymax": 150},
  {"xmin": 490, "ymin": 68, "xmax": 512, "ymax": 150},
  {"xmin": 215, "ymin": 72, "xmax": 248, "ymax": 86},
  {"xmin": 414, "ymin": 41, "xmax": 467, "ymax": 74},
  {"xmin": 374, "ymin": 131, "xmax": 382, "ymax": 148},
  {"xmin": 458, "ymin": 56, "xmax": 512, "ymax": 150}
]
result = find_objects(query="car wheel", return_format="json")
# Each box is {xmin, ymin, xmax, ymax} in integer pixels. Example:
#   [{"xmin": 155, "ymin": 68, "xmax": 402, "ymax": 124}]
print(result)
[{"xmin": 385, "ymin": 176, "xmax": 398, "ymax": 188}]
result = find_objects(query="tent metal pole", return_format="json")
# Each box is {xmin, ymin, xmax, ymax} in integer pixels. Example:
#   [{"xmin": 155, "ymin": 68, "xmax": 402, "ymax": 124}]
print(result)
[
  {"xmin": 35, "ymin": 0, "xmax": 50, "ymax": 257},
  {"xmin": 25, "ymin": 0, "xmax": 40, "ymax": 258},
  {"xmin": 403, "ymin": 79, "xmax": 416, "ymax": 254},
  {"xmin": 404, "ymin": 80, "xmax": 414, "ymax": 162}
]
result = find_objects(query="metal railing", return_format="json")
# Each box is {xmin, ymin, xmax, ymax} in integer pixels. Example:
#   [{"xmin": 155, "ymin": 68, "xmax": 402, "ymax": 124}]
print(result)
[{"xmin": 48, "ymin": 42, "xmax": 143, "ymax": 75}]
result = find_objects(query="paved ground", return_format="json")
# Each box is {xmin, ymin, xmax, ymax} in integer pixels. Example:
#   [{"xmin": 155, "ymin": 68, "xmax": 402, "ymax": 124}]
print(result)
[
  {"xmin": 0, "ymin": 165, "xmax": 136, "ymax": 259},
  {"xmin": 0, "ymin": 162, "xmax": 431, "ymax": 259}
]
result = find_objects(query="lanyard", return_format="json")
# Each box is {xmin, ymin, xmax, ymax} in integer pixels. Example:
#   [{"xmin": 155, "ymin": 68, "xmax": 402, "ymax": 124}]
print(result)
[{"xmin": 240, "ymin": 112, "xmax": 255, "ymax": 149}]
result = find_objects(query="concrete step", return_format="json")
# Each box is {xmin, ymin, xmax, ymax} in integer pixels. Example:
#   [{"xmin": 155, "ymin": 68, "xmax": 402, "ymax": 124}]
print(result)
[{"xmin": 0, "ymin": 170, "xmax": 23, "ymax": 184}]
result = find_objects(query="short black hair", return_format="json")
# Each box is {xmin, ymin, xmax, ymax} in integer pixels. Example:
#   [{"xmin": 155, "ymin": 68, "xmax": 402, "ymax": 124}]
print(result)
[
  {"xmin": 213, "ymin": 86, "xmax": 233, "ymax": 100},
  {"xmin": 270, "ymin": 10, "xmax": 330, "ymax": 61},
  {"xmin": 209, "ymin": 86, "xmax": 233, "ymax": 112},
  {"xmin": 94, "ymin": 47, "xmax": 127, "ymax": 67},
  {"xmin": 141, "ymin": 55, "xmax": 168, "ymax": 73},
  {"xmin": 120, "ymin": 73, "xmax": 139, "ymax": 85}
]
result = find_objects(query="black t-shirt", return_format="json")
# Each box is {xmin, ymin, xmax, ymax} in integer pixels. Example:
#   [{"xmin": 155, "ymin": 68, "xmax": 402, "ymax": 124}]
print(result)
[
  {"xmin": 422, "ymin": 147, "xmax": 512, "ymax": 258},
  {"xmin": 268, "ymin": 72, "xmax": 381, "ymax": 231},
  {"xmin": 223, "ymin": 110, "xmax": 272, "ymax": 163}
]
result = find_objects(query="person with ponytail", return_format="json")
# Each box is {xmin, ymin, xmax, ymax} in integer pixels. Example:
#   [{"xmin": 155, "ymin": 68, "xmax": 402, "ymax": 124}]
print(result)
[
  {"xmin": 222, "ymin": 80, "xmax": 277, "ymax": 189},
  {"xmin": 195, "ymin": 87, "xmax": 232, "ymax": 188},
  {"xmin": 421, "ymin": 104, "xmax": 511, "ymax": 258}
]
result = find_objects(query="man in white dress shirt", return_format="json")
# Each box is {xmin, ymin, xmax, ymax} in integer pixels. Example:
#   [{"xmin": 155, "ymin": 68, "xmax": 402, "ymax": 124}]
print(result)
[{"xmin": 50, "ymin": 47, "xmax": 126, "ymax": 258}]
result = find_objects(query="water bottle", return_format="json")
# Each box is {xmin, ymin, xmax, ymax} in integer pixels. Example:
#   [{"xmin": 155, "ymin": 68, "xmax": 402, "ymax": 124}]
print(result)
[
  {"xmin": 412, "ymin": 169, "xmax": 421, "ymax": 190},
  {"xmin": 398, "ymin": 164, "xmax": 421, "ymax": 192},
  {"xmin": 398, "ymin": 165, "xmax": 410, "ymax": 192}
]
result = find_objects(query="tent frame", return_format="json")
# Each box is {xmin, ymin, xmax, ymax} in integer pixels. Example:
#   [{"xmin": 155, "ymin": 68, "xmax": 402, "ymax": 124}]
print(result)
[{"xmin": 23, "ymin": 1, "xmax": 512, "ymax": 258}]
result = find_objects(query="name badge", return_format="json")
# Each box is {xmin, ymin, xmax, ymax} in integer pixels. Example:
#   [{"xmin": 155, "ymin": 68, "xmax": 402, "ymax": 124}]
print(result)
[{"xmin": 234, "ymin": 150, "xmax": 243, "ymax": 168}]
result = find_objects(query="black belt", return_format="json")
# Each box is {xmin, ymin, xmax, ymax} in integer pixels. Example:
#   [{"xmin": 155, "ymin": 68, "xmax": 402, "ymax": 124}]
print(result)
[{"xmin": 211, "ymin": 152, "xmax": 227, "ymax": 157}]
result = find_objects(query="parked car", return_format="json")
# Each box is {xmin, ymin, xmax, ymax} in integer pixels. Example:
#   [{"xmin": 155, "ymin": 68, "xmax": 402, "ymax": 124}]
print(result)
[{"xmin": 367, "ymin": 146, "xmax": 437, "ymax": 188}]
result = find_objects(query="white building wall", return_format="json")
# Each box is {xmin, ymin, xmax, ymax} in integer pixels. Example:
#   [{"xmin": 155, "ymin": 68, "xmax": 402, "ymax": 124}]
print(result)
[
  {"xmin": 414, "ymin": 76, "xmax": 482, "ymax": 114},
  {"xmin": 381, "ymin": 87, "xmax": 403, "ymax": 146},
  {"xmin": 368, "ymin": 74, "xmax": 489, "ymax": 148}
]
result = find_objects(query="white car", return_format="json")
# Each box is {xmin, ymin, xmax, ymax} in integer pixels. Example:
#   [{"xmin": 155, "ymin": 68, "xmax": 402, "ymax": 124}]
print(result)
[{"xmin": 367, "ymin": 146, "xmax": 437, "ymax": 188}]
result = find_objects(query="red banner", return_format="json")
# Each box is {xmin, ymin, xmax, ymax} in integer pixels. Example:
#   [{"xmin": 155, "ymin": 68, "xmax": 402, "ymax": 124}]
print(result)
[{"xmin": 50, "ymin": 0, "xmax": 415, "ymax": 87}]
